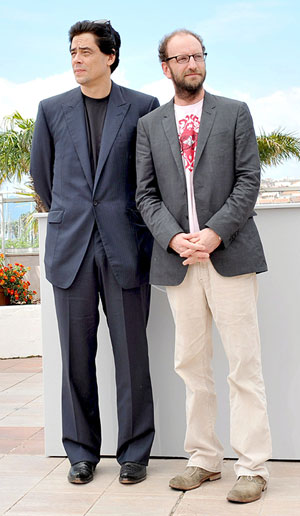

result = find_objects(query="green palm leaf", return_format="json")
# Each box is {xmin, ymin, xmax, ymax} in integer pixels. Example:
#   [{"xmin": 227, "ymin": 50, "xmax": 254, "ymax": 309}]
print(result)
[
  {"xmin": 0, "ymin": 111, "xmax": 34, "ymax": 183},
  {"xmin": 0, "ymin": 112, "xmax": 46, "ymax": 212},
  {"xmin": 257, "ymin": 129, "xmax": 300, "ymax": 170}
]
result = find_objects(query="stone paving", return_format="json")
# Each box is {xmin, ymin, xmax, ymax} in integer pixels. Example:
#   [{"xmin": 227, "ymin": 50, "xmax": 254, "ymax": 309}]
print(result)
[{"xmin": 0, "ymin": 357, "xmax": 299, "ymax": 515}]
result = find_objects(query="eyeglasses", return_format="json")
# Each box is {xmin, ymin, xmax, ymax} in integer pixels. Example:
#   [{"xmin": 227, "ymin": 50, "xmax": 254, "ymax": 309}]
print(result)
[
  {"xmin": 165, "ymin": 53, "xmax": 207, "ymax": 64},
  {"xmin": 92, "ymin": 19, "xmax": 111, "ymax": 26}
]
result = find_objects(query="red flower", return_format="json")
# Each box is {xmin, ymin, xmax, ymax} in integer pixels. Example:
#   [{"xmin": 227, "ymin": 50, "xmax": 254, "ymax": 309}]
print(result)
[{"xmin": 0, "ymin": 256, "xmax": 36, "ymax": 304}]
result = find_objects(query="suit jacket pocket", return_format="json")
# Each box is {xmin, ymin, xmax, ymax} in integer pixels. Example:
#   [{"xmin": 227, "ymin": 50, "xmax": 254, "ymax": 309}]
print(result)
[{"xmin": 48, "ymin": 210, "xmax": 64, "ymax": 224}]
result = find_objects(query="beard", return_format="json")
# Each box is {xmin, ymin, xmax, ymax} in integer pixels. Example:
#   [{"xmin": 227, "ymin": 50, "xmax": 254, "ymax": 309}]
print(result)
[{"xmin": 170, "ymin": 67, "xmax": 206, "ymax": 100}]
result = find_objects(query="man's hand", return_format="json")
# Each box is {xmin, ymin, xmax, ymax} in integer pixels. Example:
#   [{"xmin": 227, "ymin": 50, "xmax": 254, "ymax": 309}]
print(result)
[
  {"xmin": 189, "ymin": 228, "xmax": 221, "ymax": 254},
  {"xmin": 169, "ymin": 233, "xmax": 210, "ymax": 264},
  {"xmin": 169, "ymin": 233, "xmax": 193, "ymax": 254},
  {"xmin": 178, "ymin": 228, "xmax": 221, "ymax": 265}
]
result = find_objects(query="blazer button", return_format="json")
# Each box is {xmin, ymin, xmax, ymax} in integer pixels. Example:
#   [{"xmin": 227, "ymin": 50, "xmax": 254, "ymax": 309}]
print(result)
[{"xmin": 93, "ymin": 201, "xmax": 98, "ymax": 206}]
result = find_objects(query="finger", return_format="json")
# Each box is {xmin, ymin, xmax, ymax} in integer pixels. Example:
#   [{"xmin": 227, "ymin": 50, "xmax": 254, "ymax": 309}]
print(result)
[
  {"xmin": 190, "ymin": 251, "xmax": 210, "ymax": 260},
  {"xmin": 178, "ymin": 241, "xmax": 201, "ymax": 252},
  {"xmin": 187, "ymin": 232, "xmax": 200, "ymax": 239},
  {"xmin": 193, "ymin": 243, "xmax": 207, "ymax": 251},
  {"xmin": 183, "ymin": 257, "xmax": 197, "ymax": 265},
  {"xmin": 179, "ymin": 249, "xmax": 195, "ymax": 258},
  {"xmin": 183, "ymin": 241, "xmax": 202, "ymax": 250},
  {"xmin": 181, "ymin": 233, "xmax": 194, "ymax": 240},
  {"xmin": 187, "ymin": 242, "xmax": 208, "ymax": 253}
]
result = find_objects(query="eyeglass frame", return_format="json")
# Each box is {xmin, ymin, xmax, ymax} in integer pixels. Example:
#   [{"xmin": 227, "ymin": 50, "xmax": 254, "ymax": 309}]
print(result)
[
  {"xmin": 165, "ymin": 52, "xmax": 207, "ymax": 64},
  {"xmin": 92, "ymin": 19, "xmax": 111, "ymax": 26}
]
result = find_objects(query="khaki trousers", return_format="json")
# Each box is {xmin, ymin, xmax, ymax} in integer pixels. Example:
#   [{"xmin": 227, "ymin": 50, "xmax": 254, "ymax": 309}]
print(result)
[{"xmin": 166, "ymin": 260, "xmax": 272, "ymax": 480}]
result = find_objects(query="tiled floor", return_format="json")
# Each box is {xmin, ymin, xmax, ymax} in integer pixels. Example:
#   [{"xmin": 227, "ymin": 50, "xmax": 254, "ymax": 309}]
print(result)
[{"xmin": 0, "ymin": 358, "xmax": 299, "ymax": 515}]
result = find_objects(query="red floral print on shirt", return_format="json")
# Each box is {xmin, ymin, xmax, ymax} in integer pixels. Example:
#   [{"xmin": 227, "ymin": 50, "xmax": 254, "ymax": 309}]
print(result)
[{"xmin": 178, "ymin": 114, "xmax": 200, "ymax": 173}]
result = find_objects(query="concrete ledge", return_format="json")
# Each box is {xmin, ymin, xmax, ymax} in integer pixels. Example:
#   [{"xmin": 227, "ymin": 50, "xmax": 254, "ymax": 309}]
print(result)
[
  {"xmin": 2, "ymin": 252, "xmax": 40, "ymax": 301},
  {"xmin": 0, "ymin": 304, "xmax": 42, "ymax": 358}
]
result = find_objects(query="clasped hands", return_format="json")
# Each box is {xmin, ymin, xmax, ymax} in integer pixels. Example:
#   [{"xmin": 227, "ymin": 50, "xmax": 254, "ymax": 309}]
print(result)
[{"xmin": 169, "ymin": 228, "xmax": 221, "ymax": 265}]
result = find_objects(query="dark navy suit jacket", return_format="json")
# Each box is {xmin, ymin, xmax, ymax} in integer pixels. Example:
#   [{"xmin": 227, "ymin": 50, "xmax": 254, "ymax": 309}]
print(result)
[{"xmin": 30, "ymin": 82, "xmax": 159, "ymax": 289}]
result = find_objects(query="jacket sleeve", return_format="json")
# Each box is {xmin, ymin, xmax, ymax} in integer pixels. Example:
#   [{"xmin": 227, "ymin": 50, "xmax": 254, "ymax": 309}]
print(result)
[
  {"xmin": 205, "ymin": 102, "xmax": 260, "ymax": 248},
  {"xmin": 136, "ymin": 117, "xmax": 183, "ymax": 250},
  {"xmin": 30, "ymin": 102, "xmax": 54, "ymax": 211}
]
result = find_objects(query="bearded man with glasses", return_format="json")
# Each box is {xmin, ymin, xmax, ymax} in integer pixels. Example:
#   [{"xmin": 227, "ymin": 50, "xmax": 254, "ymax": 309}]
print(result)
[
  {"xmin": 136, "ymin": 29, "xmax": 271, "ymax": 503},
  {"xmin": 31, "ymin": 19, "xmax": 159, "ymax": 485}
]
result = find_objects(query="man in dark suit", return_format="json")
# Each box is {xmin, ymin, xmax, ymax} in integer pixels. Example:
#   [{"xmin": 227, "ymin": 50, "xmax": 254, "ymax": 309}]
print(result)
[
  {"xmin": 136, "ymin": 29, "xmax": 271, "ymax": 503},
  {"xmin": 30, "ymin": 20, "xmax": 159, "ymax": 485}
]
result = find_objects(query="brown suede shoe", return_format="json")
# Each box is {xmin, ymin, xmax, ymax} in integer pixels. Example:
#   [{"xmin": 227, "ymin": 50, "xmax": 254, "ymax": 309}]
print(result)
[
  {"xmin": 169, "ymin": 466, "xmax": 221, "ymax": 491},
  {"xmin": 227, "ymin": 475, "xmax": 267, "ymax": 503}
]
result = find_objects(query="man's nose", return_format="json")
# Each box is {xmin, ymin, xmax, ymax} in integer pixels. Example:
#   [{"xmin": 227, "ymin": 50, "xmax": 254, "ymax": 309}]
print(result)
[
  {"xmin": 188, "ymin": 56, "xmax": 197, "ymax": 68},
  {"xmin": 73, "ymin": 52, "xmax": 82, "ymax": 63}
]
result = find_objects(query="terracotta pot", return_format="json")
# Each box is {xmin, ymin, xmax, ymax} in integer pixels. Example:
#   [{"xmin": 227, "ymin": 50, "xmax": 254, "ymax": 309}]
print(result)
[{"xmin": 0, "ymin": 287, "xmax": 10, "ymax": 306}]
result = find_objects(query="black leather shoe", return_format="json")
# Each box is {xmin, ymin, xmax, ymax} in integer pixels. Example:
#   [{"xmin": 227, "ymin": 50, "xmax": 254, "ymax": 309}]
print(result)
[
  {"xmin": 119, "ymin": 462, "xmax": 147, "ymax": 484},
  {"xmin": 68, "ymin": 461, "xmax": 95, "ymax": 484}
]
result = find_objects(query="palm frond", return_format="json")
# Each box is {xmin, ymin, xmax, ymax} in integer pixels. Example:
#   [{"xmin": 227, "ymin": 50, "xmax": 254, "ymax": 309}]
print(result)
[
  {"xmin": 257, "ymin": 129, "xmax": 300, "ymax": 170},
  {"xmin": 0, "ymin": 112, "xmax": 34, "ymax": 183}
]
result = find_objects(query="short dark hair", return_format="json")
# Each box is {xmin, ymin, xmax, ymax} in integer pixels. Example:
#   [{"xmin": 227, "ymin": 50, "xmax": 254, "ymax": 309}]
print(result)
[
  {"xmin": 69, "ymin": 20, "xmax": 121, "ymax": 73},
  {"xmin": 158, "ymin": 29, "xmax": 205, "ymax": 62}
]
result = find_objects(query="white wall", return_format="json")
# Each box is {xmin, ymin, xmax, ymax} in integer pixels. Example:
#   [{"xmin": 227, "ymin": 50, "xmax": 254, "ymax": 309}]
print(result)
[
  {"xmin": 0, "ymin": 304, "xmax": 42, "ymax": 358},
  {"xmin": 37, "ymin": 206, "xmax": 300, "ymax": 460}
]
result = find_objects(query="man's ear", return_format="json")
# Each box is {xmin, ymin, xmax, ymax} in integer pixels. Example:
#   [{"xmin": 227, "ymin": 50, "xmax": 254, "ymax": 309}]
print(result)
[
  {"xmin": 162, "ymin": 61, "xmax": 171, "ymax": 79},
  {"xmin": 108, "ymin": 53, "xmax": 116, "ymax": 66}
]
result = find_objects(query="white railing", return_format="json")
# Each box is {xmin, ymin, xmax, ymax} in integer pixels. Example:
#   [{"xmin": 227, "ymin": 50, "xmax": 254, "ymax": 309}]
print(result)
[{"xmin": 0, "ymin": 193, "xmax": 37, "ymax": 255}]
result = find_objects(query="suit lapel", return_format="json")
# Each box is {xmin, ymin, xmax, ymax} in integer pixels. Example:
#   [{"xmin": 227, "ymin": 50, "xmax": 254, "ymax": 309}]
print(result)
[
  {"xmin": 194, "ymin": 91, "xmax": 216, "ymax": 171},
  {"xmin": 93, "ymin": 82, "xmax": 130, "ymax": 192},
  {"xmin": 161, "ymin": 100, "xmax": 185, "ymax": 180},
  {"xmin": 62, "ymin": 88, "xmax": 93, "ymax": 191}
]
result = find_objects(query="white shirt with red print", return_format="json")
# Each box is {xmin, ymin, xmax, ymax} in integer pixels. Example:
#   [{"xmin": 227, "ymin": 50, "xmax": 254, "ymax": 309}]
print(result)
[{"xmin": 174, "ymin": 99, "xmax": 203, "ymax": 233}]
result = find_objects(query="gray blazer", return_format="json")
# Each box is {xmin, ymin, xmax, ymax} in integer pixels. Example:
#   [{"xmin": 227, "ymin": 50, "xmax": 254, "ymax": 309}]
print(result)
[{"xmin": 136, "ymin": 91, "xmax": 267, "ymax": 286}]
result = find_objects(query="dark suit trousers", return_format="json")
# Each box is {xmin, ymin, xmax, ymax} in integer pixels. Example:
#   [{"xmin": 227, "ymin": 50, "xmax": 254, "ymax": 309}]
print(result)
[{"xmin": 53, "ymin": 228, "xmax": 154, "ymax": 466}]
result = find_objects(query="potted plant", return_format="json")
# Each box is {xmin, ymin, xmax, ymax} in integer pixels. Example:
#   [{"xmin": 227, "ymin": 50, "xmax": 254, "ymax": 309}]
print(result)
[{"xmin": 0, "ymin": 253, "xmax": 37, "ymax": 305}]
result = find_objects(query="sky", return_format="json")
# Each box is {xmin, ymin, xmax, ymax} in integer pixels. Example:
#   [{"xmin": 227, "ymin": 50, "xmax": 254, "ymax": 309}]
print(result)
[{"xmin": 1, "ymin": 0, "xmax": 300, "ymax": 185}]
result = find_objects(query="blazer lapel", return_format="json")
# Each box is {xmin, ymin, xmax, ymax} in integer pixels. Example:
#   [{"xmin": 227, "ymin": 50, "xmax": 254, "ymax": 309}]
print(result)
[
  {"xmin": 194, "ymin": 91, "xmax": 216, "ymax": 171},
  {"xmin": 62, "ymin": 88, "xmax": 93, "ymax": 191},
  {"xmin": 93, "ymin": 82, "xmax": 130, "ymax": 192},
  {"xmin": 161, "ymin": 100, "xmax": 185, "ymax": 180}
]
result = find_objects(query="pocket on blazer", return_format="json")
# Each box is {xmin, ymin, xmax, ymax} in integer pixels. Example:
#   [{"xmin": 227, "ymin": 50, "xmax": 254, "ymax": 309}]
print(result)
[{"xmin": 48, "ymin": 210, "xmax": 64, "ymax": 224}]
